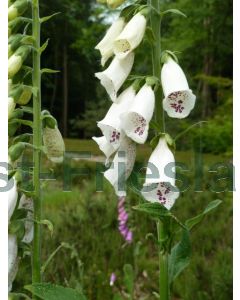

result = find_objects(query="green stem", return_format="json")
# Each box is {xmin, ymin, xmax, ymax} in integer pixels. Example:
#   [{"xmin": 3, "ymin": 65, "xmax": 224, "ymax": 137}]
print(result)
[
  {"xmin": 32, "ymin": 0, "xmax": 42, "ymax": 290},
  {"xmin": 150, "ymin": 0, "xmax": 169, "ymax": 299}
]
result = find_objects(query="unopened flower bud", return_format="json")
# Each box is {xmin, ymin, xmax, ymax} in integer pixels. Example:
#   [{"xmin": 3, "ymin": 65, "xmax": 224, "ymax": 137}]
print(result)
[
  {"xmin": 8, "ymin": 142, "xmax": 26, "ymax": 162},
  {"xmin": 43, "ymin": 126, "xmax": 65, "ymax": 163},
  {"xmin": 8, "ymin": 18, "xmax": 23, "ymax": 37},
  {"xmin": 8, "ymin": 0, "xmax": 30, "ymax": 21},
  {"xmin": 9, "ymin": 84, "xmax": 32, "ymax": 105},
  {"xmin": 8, "ymin": 34, "xmax": 30, "ymax": 58},
  {"xmin": 8, "ymin": 46, "xmax": 30, "ymax": 78},
  {"xmin": 107, "ymin": 0, "xmax": 126, "ymax": 8},
  {"xmin": 8, "ymin": 97, "xmax": 16, "ymax": 119}
]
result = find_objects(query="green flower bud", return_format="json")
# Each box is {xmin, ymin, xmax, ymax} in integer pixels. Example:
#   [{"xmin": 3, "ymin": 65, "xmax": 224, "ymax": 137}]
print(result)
[
  {"xmin": 9, "ymin": 122, "xmax": 20, "ymax": 137},
  {"xmin": 8, "ymin": 46, "xmax": 30, "ymax": 78},
  {"xmin": 8, "ymin": 34, "xmax": 28, "ymax": 58},
  {"xmin": 8, "ymin": 97, "xmax": 16, "ymax": 119},
  {"xmin": 8, "ymin": 18, "xmax": 23, "ymax": 37},
  {"xmin": 8, "ymin": 142, "xmax": 26, "ymax": 162},
  {"xmin": 43, "ymin": 126, "xmax": 65, "ymax": 163},
  {"xmin": 9, "ymin": 84, "xmax": 32, "ymax": 105},
  {"xmin": 107, "ymin": 0, "xmax": 126, "ymax": 8},
  {"xmin": 8, "ymin": 0, "xmax": 30, "ymax": 21}
]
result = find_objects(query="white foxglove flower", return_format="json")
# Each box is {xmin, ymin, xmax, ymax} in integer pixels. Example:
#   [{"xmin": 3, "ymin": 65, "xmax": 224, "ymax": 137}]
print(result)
[
  {"xmin": 8, "ymin": 234, "xmax": 18, "ymax": 292},
  {"xmin": 97, "ymin": 86, "xmax": 136, "ymax": 149},
  {"xmin": 95, "ymin": 53, "xmax": 134, "ymax": 102},
  {"xmin": 92, "ymin": 136, "xmax": 115, "ymax": 165},
  {"xmin": 95, "ymin": 18, "xmax": 125, "ymax": 66},
  {"xmin": 19, "ymin": 195, "xmax": 33, "ymax": 244},
  {"xmin": 120, "ymin": 84, "xmax": 155, "ymax": 144},
  {"xmin": 104, "ymin": 135, "xmax": 136, "ymax": 196},
  {"xmin": 113, "ymin": 12, "xmax": 147, "ymax": 59},
  {"xmin": 8, "ymin": 177, "xmax": 18, "ymax": 222},
  {"xmin": 8, "ymin": 97, "xmax": 16, "ymax": 119},
  {"xmin": 141, "ymin": 137, "xmax": 179, "ymax": 210},
  {"xmin": 8, "ymin": 46, "xmax": 30, "ymax": 78},
  {"xmin": 161, "ymin": 57, "xmax": 196, "ymax": 118}
]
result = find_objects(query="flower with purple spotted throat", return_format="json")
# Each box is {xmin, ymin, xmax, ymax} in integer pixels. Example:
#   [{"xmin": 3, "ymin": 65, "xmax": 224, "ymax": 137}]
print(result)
[
  {"xmin": 120, "ymin": 84, "xmax": 155, "ymax": 144},
  {"xmin": 113, "ymin": 12, "xmax": 147, "ymax": 59},
  {"xmin": 95, "ymin": 17, "xmax": 125, "ymax": 66},
  {"xmin": 97, "ymin": 85, "xmax": 136, "ymax": 150},
  {"xmin": 104, "ymin": 135, "xmax": 136, "ymax": 197},
  {"xmin": 118, "ymin": 196, "xmax": 133, "ymax": 243},
  {"xmin": 161, "ymin": 56, "xmax": 196, "ymax": 119},
  {"xmin": 95, "ymin": 52, "xmax": 134, "ymax": 102},
  {"xmin": 141, "ymin": 137, "xmax": 179, "ymax": 210}
]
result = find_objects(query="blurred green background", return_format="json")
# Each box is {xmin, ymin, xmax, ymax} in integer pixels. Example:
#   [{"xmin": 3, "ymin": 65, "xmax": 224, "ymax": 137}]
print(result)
[{"xmin": 14, "ymin": 0, "xmax": 232, "ymax": 299}]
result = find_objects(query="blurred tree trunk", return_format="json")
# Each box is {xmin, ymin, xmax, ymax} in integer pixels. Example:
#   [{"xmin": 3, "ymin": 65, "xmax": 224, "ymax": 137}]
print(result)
[
  {"xmin": 63, "ymin": 44, "xmax": 68, "ymax": 137},
  {"xmin": 201, "ymin": 16, "xmax": 213, "ymax": 118}
]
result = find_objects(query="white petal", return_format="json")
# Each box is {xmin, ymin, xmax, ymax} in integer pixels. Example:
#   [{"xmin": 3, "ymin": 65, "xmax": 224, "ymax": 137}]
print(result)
[
  {"xmin": 120, "ymin": 84, "xmax": 155, "ymax": 144},
  {"xmin": 141, "ymin": 137, "xmax": 179, "ymax": 210},
  {"xmin": 97, "ymin": 85, "xmax": 136, "ymax": 149},
  {"xmin": 8, "ymin": 234, "xmax": 18, "ymax": 291},
  {"xmin": 8, "ymin": 177, "xmax": 18, "ymax": 222},
  {"xmin": 92, "ymin": 136, "xmax": 115, "ymax": 165},
  {"xmin": 95, "ymin": 53, "xmax": 134, "ymax": 102},
  {"xmin": 19, "ymin": 195, "xmax": 34, "ymax": 244},
  {"xmin": 96, "ymin": 18, "xmax": 125, "ymax": 66},
  {"xmin": 114, "ymin": 13, "xmax": 146, "ymax": 59},
  {"xmin": 161, "ymin": 58, "xmax": 196, "ymax": 118},
  {"xmin": 104, "ymin": 135, "xmax": 136, "ymax": 196}
]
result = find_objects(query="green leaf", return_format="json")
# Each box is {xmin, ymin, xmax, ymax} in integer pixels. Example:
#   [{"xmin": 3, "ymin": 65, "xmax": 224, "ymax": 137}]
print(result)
[
  {"xmin": 185, "ymin": 200, "xmax": 222, "ymax": 231},
  {"xmin": 123, "ymin": 264, "xmax": 134, "ymax": 295},
  {"xmin": 40, "ymin": 12, "xmax": 61, "ymax": 24},
  {"xmin": 134, "ymin": 202, "xmax": 172, "ymax": 219},
  {"xmin": 161, "ymin": 9, "xmax": 187, "ymax": 18},
  {"xmin": 25, "ymin": 283, "xmax": 87, "ymax": 300},
  {"xmin": 39, "ymin": 39, "xmax": 49, "ymax": 54},
  {"xmin": 168, "ymin": 229, "xmax": 191, "ymax": 283},
  {"xmin": 134, "ymin": 202, "xmax": 186, "ymax": 229},
  {"xmin": 41, "ymin": 68, "xmax": 60, "ymax": 74}
]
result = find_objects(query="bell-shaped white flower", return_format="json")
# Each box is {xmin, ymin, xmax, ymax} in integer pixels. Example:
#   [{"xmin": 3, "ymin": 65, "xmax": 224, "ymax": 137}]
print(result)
[
  {"xmin": 19, "ymin": 195, "xmax": 34, "ymax": 244},
  {"xmin": 97, "ymin": 85, "xmax": 136, "ymax": 149},
  {"xmin": 95, "ymin": 53, "xmax": 134, "ymax": 102},
  {"xmin": 141, "ymin": 137, "xmax": 179, "ymax": 210},
  {"xmin": 8, "ymin": 177, "xmax": 18, "ymax": 222},
  {"xmin": 113, "ymin": 12, "xmax": 147, "ymax": 59},
  {"xmin": 161, "ymin": 57, "xmax": 196, "ymax": 119},
  {"xmin": 104, "ymin": 135, "xmax": 136, "ymax": 196},
  {"xmin": 92, "ymin": 136, "xmax": 115, "ymax": 165},
  {"xmin": 8, "ymin": 234, "xmax": 18, "ymax": 292},
  {"xmin": 120, "ymin": 84, "xmax": 155, "ymax": 144},
  {"xmin": 95, "ymin": 17, "xmax": 125, "ymax": 66}
]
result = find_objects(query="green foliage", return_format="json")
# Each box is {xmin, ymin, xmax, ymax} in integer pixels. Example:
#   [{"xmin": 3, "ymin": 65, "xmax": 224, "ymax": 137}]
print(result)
[{"xmin": 25, "ymin": 283, "xmax": 87, "ymax": 300}]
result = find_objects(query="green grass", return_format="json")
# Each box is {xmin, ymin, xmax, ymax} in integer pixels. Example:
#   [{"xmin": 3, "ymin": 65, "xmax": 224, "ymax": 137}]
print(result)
[{"xmin": 13, "ymin": 140, "xmax": 232, "ymax": 300}]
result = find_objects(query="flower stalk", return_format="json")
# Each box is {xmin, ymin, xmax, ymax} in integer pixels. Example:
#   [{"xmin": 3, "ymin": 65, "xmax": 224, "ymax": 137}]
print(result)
[
  {"xmin": 32, "ymin": 0, "xmax": 42, "ymax": 288},
  {"xmin": 150, "ymin": 0, "xmax": 169, "ymax": 298}
]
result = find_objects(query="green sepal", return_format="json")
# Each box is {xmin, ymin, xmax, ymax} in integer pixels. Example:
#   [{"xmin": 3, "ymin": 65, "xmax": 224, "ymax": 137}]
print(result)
[
  {"xmin": 9, "ymin": 219, "xmax": 26, "ymax": 241},
  {"xmin": 39, "ymin": 39, "xmax": 49, "ymax": 54},
  {"xmin": 41, "ymin": 68, "xmax": 60, "ymax": 74},
  {"xmin": 12, "ymin": 133, "xmax": 32, "ymax": 144},
  {"xmin": 41, "ymin": 110, "xmax": 57, "ymax": 128}
]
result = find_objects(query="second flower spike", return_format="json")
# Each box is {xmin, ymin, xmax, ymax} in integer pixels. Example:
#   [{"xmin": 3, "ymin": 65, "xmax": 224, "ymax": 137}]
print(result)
[
  {"xmin": 161, "ymin": 56, "xmax": 196, "ymax": 119},
  {"xmin": 120, "ymin": 84, "xmax": 155, "ymax": 144}
]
